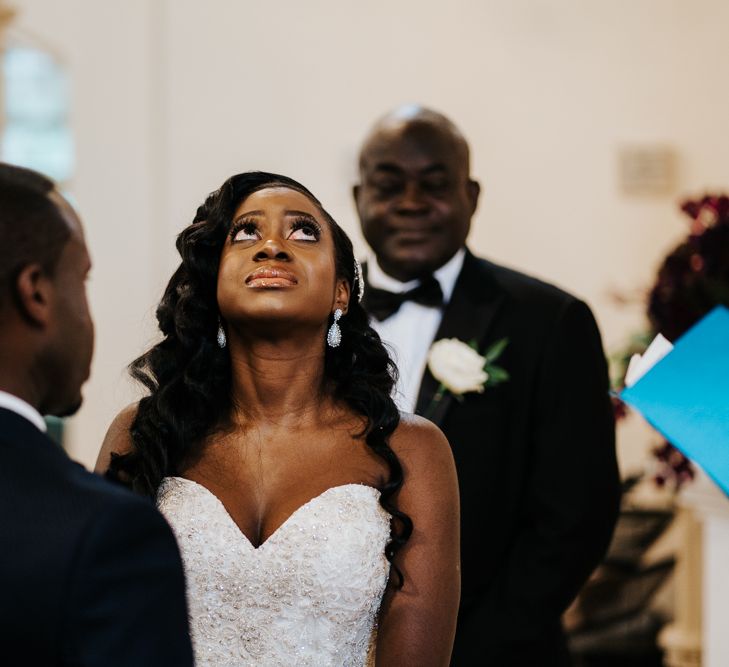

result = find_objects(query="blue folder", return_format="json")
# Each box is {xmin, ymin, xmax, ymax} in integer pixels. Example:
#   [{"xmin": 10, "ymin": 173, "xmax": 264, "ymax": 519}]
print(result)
[{"xmin": 621, "ymin": 306, "xmax": 729, "ymax": 495}]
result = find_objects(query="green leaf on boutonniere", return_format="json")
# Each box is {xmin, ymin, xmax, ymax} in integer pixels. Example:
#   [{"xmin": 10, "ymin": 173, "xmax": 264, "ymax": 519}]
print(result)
[
  {"xmin": 484, "ymin": 365, "xmax": 509, "ymax": 385},
  {"xmin": 483, "ymin": 337, "xmax": 509, "ymax": 364}
]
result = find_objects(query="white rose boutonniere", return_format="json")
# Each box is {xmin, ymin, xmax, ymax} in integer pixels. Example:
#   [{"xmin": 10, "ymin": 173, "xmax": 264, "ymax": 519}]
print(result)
[
  {"xmin": 424, "ymin": 337, "xmax": 509, "ymax": 418},
  {"xmin": 427, "ymin": 339, "xmax": 489, "ymax": 394}
]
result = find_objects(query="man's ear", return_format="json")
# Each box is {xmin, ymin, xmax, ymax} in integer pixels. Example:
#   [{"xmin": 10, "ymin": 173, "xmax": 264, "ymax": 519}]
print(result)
[
  {"xmin": 467, "ymin": 179, "xmax": 481, "ymax": 217},
  {"xmin": 334, "ymin": 277, "xmax": 351, "ymax": 315},
  {"xmin": 352, "ymin": 184, "xmax": 361, "ymax": 208},
  {"xmin": 14, "ymin": 263, "xmax": 53, "ymax": 328}
]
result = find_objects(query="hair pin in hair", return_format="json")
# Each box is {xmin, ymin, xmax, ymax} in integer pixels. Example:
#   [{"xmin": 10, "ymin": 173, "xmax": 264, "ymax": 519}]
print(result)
[{"xmin": 354, "ymin": 259, "xmax": 365, "ymax": 303}]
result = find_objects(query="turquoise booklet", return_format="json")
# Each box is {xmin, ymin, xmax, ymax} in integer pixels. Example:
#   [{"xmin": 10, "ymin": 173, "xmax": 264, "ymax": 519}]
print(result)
[{"xmin": 621, "ymin": 306, "xmax": 729, "ymax": 495}]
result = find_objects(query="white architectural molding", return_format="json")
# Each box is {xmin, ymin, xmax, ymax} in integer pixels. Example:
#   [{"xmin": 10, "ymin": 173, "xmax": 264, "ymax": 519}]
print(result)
[
  {"xmin": 684, "ymin": 471, "xmax": 729, "ymax": 667},
  {"xmin": 659, "ymin": 505, "xmax": 703, "ymax": 667},
  {"xmin": 661, "ymin": 471, "xmax": 729, "ymax": 667}
]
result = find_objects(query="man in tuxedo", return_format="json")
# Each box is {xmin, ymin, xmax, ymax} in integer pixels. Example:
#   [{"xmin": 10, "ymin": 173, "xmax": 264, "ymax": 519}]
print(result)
[
  {"xmin": 354, "ymin": 106, "xmax": 620, "ymax": 666},
  {"xmin": 0, "ymin": 163, "xmax": 193, "ymax": 666}
]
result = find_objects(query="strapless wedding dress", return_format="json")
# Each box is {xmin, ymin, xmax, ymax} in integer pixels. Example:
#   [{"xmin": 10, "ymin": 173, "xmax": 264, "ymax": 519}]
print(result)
[{"xmin": 157, "ymin": 476, "xmax": 391, "ymax": 667}]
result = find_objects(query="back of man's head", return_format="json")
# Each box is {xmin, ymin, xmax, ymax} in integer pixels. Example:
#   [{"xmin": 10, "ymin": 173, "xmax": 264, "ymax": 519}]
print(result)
[
  {"xmin": 0, "ymin": 163, "xmax": 93, "ymax": 417},
  {"xmin": 0, "ymin": 163, "xmax": 70, "ymax": 315}
]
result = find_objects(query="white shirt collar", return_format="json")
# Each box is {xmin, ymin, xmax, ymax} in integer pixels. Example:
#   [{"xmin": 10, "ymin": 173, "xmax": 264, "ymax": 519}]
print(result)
[
  {"xmin": 0, "ymin": 390, "xmax": 47, "ymax": 432},
  {"xmin": 367, "ymin": 247, "xmax": 466, "ymax": 304}
]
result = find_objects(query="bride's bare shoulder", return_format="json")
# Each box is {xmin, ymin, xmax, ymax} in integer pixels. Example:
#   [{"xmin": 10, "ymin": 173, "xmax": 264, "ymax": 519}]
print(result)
[
  {"xmin": 389, "ymin": 413, "xmax": 456, "ymax": 480},
  {"xmin": 386, "ymin": 413, "xmax": 459, "ymax": 546},
  {"xmin": 94, "ymin": 402, "xmax": 139, "ymax": 474}
]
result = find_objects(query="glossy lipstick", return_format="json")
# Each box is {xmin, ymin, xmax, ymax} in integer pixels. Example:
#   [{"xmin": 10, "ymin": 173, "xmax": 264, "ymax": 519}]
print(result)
[{"xmin": 245, "ymin": 267, "xmax": 298, "ymax": 288}]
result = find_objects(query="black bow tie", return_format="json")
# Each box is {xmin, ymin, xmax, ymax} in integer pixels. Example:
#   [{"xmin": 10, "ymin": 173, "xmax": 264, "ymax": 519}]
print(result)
[{"xmin": 364, "ymin": 275, "xmax": 444, "ymax": 321}]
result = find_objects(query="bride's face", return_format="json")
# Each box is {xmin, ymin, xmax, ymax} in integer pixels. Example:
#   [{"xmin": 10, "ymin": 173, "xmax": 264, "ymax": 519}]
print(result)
[{"xmin": 217, "ymin": 186, "xmax": 348, "ymax": 335}]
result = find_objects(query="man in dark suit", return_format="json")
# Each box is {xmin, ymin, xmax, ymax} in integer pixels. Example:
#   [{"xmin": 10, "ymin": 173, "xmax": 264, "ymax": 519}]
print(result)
[
  {"xmin": 354, "ymin": 106, "xmax": 620, "ymax": 666},
  {"xmin": 0, "ymin": 163, "xmax": 193, "ymax": 666}
]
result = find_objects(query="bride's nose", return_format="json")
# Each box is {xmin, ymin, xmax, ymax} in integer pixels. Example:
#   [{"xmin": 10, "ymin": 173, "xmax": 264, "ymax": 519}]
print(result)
[{"xmin": 253, "ymin": 237, "xmax": 290, "ymax": 262}]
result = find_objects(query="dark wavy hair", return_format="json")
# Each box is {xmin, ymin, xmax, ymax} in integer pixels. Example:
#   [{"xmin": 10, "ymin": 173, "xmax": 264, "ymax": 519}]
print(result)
[{"xmin": 108, "ymin": 171, "xmax": 412, "ymax": 580}]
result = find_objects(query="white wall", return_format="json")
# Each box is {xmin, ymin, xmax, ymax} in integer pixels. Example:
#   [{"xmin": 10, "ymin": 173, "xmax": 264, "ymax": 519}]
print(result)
[{"xmin": 11, "ymin": 0, "xmax": 729, "ymax": 470}]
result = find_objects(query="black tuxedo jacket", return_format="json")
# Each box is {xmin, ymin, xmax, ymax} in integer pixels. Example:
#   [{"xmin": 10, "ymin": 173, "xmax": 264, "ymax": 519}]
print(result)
[
  {"xmin": 366, "ymin": 251, "xmax": 620, "ymax": 666},
  {"xmin": 0, "ymin": 408, "xmax": 193, "ymax": 667}
]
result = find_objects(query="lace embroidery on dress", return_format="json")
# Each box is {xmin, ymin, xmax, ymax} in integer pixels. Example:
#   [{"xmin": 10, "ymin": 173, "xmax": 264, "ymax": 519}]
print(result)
[{"xmin": 157, "ymin": 477, "xmax": 391, "ymax": 667}]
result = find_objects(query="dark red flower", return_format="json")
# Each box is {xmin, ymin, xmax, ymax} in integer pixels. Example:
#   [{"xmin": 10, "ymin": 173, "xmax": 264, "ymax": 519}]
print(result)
[
  {"xmin": 648, "ymin": 193, "xmax": 729, "ymax": 341},
  {"xmin": 612, "ymin": 396, "xmax": 629, "ymax": 421},
  {"xmin": 652, "ymin": 441, "xmax": 695, "ymax": 491}
]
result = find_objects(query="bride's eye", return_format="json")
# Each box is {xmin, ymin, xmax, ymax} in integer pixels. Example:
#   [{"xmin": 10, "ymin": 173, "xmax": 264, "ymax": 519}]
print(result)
[
  {"xmin": 230, "ymin": 220, "xmax": 260, "ymax": 242},
  {"xmin": 289, "ymin": 218, "xmax": 321, "ymax": 242}
]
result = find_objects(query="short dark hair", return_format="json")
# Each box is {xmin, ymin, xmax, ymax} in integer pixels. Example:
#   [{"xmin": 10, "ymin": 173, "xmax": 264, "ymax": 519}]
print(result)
[{"xmin": 0, "ymin": 163, "xmax": 71, "ymax": 308}]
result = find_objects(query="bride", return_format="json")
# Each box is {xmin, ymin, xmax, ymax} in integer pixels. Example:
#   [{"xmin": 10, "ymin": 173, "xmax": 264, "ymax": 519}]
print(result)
[{"xmin": 96, "ymin": 172, "xmax": 460, "ymax": 666}]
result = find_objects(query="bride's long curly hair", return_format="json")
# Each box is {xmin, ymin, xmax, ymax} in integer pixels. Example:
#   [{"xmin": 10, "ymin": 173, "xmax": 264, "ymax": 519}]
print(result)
[{"xmin": 108, "ymin": 171, "xmax": 412, "ymax": 581}]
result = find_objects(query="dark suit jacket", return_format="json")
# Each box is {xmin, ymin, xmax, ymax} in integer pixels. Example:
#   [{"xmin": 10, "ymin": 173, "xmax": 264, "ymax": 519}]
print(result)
[
  {"xmin": 0, "ymin": 408, "xmax": 194, "ymax": 667},
  {"xmin": 366, "ymin": 250, "xmax": 620, "ymax": 666}
]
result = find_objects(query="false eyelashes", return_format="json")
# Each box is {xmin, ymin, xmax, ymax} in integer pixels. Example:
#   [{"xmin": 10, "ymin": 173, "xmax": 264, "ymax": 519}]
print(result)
[{"xmin": 229, "ymin": 216, "xmax": 322, "ymax": 243}]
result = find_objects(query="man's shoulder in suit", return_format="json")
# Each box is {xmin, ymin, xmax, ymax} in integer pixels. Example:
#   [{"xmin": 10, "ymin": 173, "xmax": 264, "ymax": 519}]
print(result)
[
  {"xmin": 0, "ymin": 407, "xmax": 165, "ymax": 597},
  {"xmin": 0, "ymin": 408, "xmax": 187, "ymax": 664},
  {"xmin": 0, "ymin": 407, "xmax": 153, "ymax": 526},
  {"xmin": 466, "ymin": 251, "xmax": 588, "ymax": 324},
  {"xmin": 471, "ymin": 252, "xmax": 579, "ymax": 305}
]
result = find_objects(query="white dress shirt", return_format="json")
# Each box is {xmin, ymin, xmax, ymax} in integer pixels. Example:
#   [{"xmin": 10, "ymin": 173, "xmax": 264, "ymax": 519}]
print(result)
[
  {"xmin": 367, "ymin": 249, "xmax": 466, "ymax": 413},
  {"xmin": 0, "ymin": 390, "xmax": 47, "ymax": 432}
]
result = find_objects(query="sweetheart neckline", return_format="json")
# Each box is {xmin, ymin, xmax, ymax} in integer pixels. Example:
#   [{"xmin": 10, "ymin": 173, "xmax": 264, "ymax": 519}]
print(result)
[{"xmin": 162, "ymin": 476, "xmax": 382, "ymax": 550}]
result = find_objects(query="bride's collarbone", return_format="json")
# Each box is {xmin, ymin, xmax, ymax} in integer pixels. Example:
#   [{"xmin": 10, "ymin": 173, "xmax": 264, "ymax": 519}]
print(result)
[
  {"xmin": 195, "ymin": 423, "xmax": 385, "ymax": 475},
  {"xmin": 176, "ymin": 434, "xmax": 387, "ymax": 544}
]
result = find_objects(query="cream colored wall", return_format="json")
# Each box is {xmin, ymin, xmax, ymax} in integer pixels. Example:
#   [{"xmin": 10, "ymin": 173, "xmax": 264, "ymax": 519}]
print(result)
[{"xmin": 12, "ymin": 0, "xmax": 729, "ymax": 471}]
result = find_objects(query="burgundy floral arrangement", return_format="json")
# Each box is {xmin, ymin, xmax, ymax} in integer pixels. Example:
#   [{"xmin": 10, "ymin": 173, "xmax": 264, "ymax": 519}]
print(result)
[
  {"xmin": 649, "ymin": 194, "xmax": 729, "ymax": 340},
  {"xmin": 615, "ymin": 194, "xmax": 729, "ymax": 489}
]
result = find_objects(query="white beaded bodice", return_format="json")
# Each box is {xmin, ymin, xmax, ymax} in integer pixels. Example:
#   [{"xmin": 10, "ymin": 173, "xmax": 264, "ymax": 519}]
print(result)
[{"xmin": 157, "ymin": 477, "xmax": 391, "ymax": 667}]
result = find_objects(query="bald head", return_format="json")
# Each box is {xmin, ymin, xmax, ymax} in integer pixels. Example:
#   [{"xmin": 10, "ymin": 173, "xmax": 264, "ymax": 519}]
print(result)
[
  {"xmin": 359, "ymin": 105, "xmax": 471, "ymax": 176},
  {"xmin": 354, "ymin": 106, "xmax": 480, "ymax": 282}
]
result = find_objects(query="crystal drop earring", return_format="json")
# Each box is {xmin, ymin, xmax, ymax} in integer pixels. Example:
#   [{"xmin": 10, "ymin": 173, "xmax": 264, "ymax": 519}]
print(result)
[
  {"xmin": 327, "ymin": 309, "xmax": 343, "ymax": 348},
  {"xmin": 217, "ymin": 318, "xmax": 227, "ymax": 349}
]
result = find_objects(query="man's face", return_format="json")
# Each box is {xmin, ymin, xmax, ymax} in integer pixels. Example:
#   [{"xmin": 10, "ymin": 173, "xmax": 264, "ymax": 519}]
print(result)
[
  {"xmin": 354, "ymin": 122, "xmax": 479, "ymax": 282},
  {"xmin": 41, "ymin": 193, "xmax": 94, "ymax": 417}
]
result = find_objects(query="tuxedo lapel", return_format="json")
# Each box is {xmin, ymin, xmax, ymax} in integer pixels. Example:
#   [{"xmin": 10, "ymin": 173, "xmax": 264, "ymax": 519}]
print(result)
[{"xmin": 414, "ymin": 251, "xmax": 506, "ymax": 425}]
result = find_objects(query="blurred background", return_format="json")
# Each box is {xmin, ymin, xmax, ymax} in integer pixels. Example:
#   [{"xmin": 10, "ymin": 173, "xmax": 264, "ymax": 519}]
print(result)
[{"xmin": 2, "ymin": 1, "xmax": 728, "ymax": 665}]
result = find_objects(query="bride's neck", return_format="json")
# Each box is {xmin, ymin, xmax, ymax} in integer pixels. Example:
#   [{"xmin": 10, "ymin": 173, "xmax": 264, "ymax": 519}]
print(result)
[{"xmin": 227, "ymin": 336, "xmax": 329, "ymax": 424}]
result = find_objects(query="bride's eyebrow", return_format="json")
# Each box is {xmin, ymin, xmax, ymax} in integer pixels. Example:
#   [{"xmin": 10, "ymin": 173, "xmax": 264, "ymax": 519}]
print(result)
[
  {"xmin": 284, "ymin": 210, "xmax": 319, "ymax": 222},
  {"xmin": 232, "ymin": 210, "xmax": 264, "ymax": 223}
]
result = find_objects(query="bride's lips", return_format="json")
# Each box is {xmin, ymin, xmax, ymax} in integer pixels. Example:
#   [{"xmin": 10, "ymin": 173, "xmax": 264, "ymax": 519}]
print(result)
[{"xmin": 245, "ymin": 267, "xmax": 298, "ymax": 288}]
